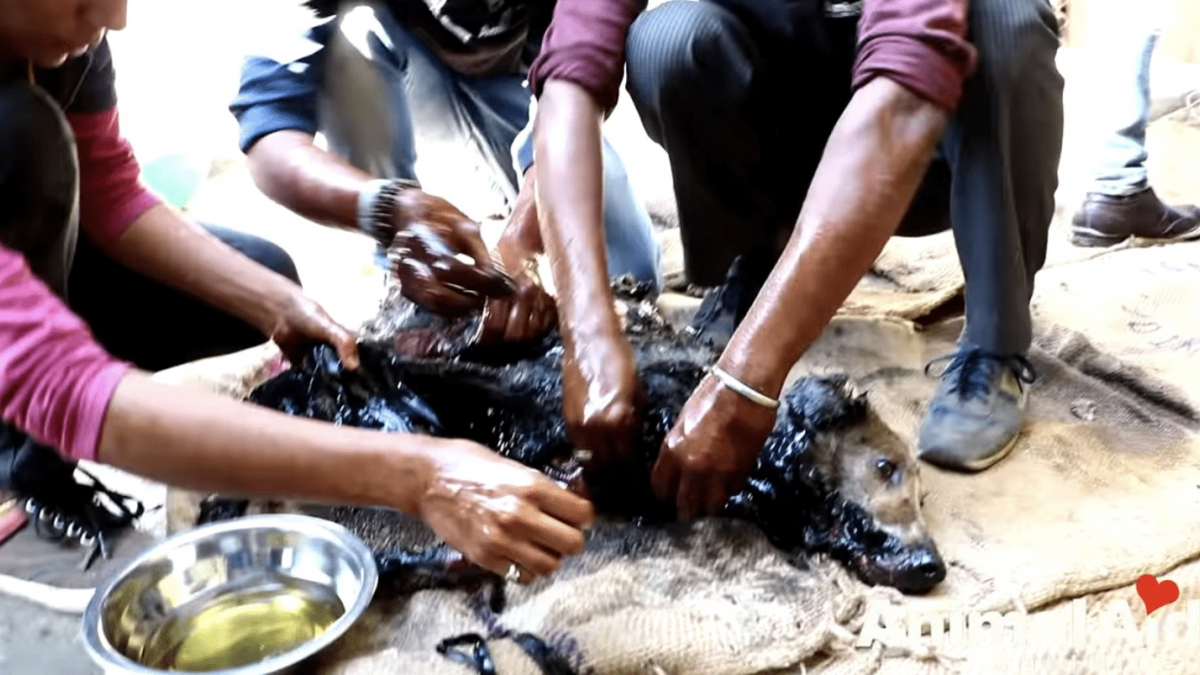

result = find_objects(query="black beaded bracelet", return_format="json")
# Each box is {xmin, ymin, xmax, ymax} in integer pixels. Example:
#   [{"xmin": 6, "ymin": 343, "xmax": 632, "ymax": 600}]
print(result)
[{"xmin": 366, "ymin": 178, "xmax": 420, "ymax": 248}]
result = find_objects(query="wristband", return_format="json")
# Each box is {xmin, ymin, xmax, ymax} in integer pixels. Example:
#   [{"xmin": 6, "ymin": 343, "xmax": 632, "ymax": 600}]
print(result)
[
  {"xmin": 357, "ymin": 178, "xmax": 420, "ymax": 248},
  {"xmin": 709, "ymin": 365, "xmax": 780, "ymax": 410}
]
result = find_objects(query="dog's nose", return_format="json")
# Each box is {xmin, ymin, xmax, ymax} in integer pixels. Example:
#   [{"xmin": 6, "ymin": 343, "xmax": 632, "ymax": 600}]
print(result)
[{"xmin": 893, "ymin": 544, "xmax": 947, "ymax": 594}]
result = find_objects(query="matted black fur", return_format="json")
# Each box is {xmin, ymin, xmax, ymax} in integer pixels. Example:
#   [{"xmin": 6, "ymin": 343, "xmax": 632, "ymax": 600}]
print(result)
[{"xmin": 217, "ymin": 280, "xmax": 942, "ymax": 598}]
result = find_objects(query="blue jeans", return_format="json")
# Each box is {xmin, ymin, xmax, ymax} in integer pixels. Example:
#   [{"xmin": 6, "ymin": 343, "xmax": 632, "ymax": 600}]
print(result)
[
  {"xmin": 1084, "ymin": 0, "xmax": 1167, "ymax": 197},
  {"xmin": 318, "ymin": 3, "xmax": 662, "ymax": 288}
]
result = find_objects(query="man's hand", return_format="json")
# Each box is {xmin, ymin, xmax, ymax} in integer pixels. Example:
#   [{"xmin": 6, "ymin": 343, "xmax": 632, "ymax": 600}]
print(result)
[
  {"xmin": 418, "ymin": 440, "xmax": 595, "ymax": 583},
  {"xmin": 562, "ymin": 327, "xmax": 643, "ymax": 472},
  {"xmin": 96, "ymin": 205, "xmax": 365, "ymax": 369},
  {"xmin": 649, "ymin": 78, "xmax": 948, "ymax": 519},
  {"xmin": 477, "ymin": 245, "xmax": 556, "ymax": 345},
  {"xmin": 264, "ymin": 289, "xmax": 361, "ymax": 370},
  {"xmin": 477, "ymin": 178, "xmax": 557, "ymax": 345},
  {"xmin": 98, "ymin": 373, "xmax": 592, "ymax": 586},
  {"xmin": 389, "ymin": 190, "xmax": 516, "ymax": 316},
  {"xmin": 650, "ymin": 374, "xmax": 776, "ymax": 520}
]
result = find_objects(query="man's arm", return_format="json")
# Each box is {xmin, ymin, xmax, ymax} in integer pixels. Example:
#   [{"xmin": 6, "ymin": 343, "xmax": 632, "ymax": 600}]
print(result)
[
  {"xmin": 527, "ymin": 0, "xmax": 645, "ymax": 318},
  {"xmin": 716, "ymin": 78, "xmax": 948, "ymax": 394},
  {"xmin": 97, "ymin": 372, "xmax": 433, "ymax": 513},
  {"xmin": 246, "ymin": 130, "xmax": 368, "ymax": 231},
  {"xmin": 717, "ymin": 0, "xmax": 976, "ymax": 394},
  {"xmin": 534, "ymin": 81, "xmax": 615, "ymax": 346},
  {"xmin": 649, "ymin": 0, "xmax": 977, "ymax": 518},
  {"xmin": 230, "ymin": 26, "xmax": 514, "ymax": 313},
  {"xmin": 100, "ymin": 203, "xmax": 360, "ymax": 364},
  {"xmin": 523, "ymin": 0, "xmax": 649, "ymax": 464},
  {"xmin": 229, "ymin": 21, "xmax": 367, "ymax": 230},
  {"xmin": 68, "ymin": 99, "xmax": 359, "ymax": 366},
  {"xmin": 98, "ymin": 370, "xmax": 594, "ymax": 581}
]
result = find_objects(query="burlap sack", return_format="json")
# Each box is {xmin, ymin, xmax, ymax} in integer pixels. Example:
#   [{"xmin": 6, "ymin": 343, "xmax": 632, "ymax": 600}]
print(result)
[
  {"xmin": 314, "ymin": 518, "xmax": 859, "ymax": 675},
  {"xmin": 151, "ymin": 226, "xmax": 1200, "ymax": 673}
]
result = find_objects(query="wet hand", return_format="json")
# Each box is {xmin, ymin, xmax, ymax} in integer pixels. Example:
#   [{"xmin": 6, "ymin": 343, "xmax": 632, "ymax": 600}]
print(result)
[
  {"xmin": 418, "ymin": 440, "xmax": 595, "ymax": 583},
  {"xmin": 650, "ymin": 374, "xmax": 777, "ymax": 520},
  {"xmin": 267, "ymin": 290, "xmax": 360, "ymax": 370},
  {"xmin": 388, "ymin": 190, "xmax": 516, "ymax": 316},
  {"xmin": 562, "ymin": 329, "xmax": 643, "ymax": 473},
  {"xmin": 477, "ymin": 236, "xmax": 556, "ymax": 345}
]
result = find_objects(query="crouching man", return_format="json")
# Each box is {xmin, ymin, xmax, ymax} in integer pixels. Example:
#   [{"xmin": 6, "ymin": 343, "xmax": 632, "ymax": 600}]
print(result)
[
  {"xmin": 0, "ymin": 0, "xmax": 591, "ymax": 594},
  {"xmin": 230, "ymin": 0, "xmax": 664, "ymax": 343},
  {"xmin": 523, "ymin": 0, "xmax": 1064, "ymax": 518}
]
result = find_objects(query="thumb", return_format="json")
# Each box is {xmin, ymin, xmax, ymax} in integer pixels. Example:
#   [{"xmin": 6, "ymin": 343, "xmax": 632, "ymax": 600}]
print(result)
[{"xmin": 328, "ymin": 323, "xmax": 361, "ymax": 370}]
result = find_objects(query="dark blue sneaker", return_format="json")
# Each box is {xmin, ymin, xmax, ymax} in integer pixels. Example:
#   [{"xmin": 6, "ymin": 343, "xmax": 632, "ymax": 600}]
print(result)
[
  {"xmin": 688, "ymin": 252, "xmax": 773, "ymax": 349},
  {"xmin": 917, "ymin": 344, "xmax": 1037, "ymax": 472},
  {"xmin": 0, "ymin": 425, "xmax": 145, "ymax": 582}
]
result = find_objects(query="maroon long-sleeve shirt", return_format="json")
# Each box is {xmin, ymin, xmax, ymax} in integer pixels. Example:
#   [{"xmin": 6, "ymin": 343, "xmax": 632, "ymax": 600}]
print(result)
[{"xmin": 528, "ymin": 0, "xmax": 976, "ymax": 114}]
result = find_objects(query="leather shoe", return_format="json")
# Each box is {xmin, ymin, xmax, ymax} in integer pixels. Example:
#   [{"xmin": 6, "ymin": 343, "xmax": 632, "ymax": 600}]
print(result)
[{"xmin": 1071, "ymin": 187, "xmax": 1200, "ymax": 248}]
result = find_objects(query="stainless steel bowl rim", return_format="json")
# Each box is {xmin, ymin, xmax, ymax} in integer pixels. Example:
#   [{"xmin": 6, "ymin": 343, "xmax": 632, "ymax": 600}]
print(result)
[{"xmin": 81, "ymin": 513, "xmax": 378, "ymax": 675}]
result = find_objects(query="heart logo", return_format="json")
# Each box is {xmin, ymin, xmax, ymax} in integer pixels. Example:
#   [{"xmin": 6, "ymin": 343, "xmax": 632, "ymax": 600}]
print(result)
[{"xmin": 1136, "ymin": 574, "xmax": 1180, "ymax": 616}]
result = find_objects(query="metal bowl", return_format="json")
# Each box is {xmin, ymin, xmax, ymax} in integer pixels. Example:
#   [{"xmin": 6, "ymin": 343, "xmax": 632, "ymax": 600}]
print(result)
[{"xmin": 82, "ymin": 514, "xmax": 378, "ymax": 674}]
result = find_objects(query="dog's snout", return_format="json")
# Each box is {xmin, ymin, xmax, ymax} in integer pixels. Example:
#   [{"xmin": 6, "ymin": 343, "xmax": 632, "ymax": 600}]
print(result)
[
  {"xmin": 891, "ymin": 544, "xmax": 947, "ymax": 594},
  {"xmin": 913, "ymin": 550, "xmax": 946, "ymax": 583}
]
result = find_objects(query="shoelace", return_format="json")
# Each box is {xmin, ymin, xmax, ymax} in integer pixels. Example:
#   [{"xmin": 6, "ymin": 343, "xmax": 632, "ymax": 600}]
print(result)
[
  {"xmin": 22, "ymin": 467, "xmax": 144, "ymax": 571},
  {"xmin": 924, "ymin": 348, "xmax": 1038, "ymax": 402}
]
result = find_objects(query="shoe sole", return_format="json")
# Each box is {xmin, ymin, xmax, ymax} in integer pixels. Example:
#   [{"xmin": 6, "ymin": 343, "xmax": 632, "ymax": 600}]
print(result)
[
  {"xmin": 1069, "ymin": 229, "xmax": 1127, "ymax": 248},
  {"xmin": 1070, "ymin": 225, "xmax": 1200, "ymax": 249},
  {"xmin": 919, "ymin": 427, "xmax": 1024, "ymax": 473}
]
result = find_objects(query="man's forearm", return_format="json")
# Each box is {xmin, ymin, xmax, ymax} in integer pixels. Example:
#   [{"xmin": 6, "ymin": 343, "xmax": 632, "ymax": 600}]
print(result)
[
  {"xmin": 98, "ymin": 204, "xmax": 299, "ymax": 335},
  {"xmin": 719, "ymin": 78, "xmax": 948, "ymax": 394},
  {"xmin": 246, "ymin": 130, "xmax": 370, "ymax": 231},
  {"xmin": 98, "ymin": 371, "xmax": 429, "ymax": 514},
  {"xmin": 534, "ymin": 81, "xmax": 618, "ymax": 342},
  {"xmin": 497, "ymin": 166, "xmax": 544, "ymax": 259}
]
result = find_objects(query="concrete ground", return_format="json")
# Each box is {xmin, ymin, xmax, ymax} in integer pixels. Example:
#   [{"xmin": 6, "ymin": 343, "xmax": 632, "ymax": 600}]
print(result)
[{"xmin": 1, "ymin": 1, "xmax": 1198, "ymax": 672}]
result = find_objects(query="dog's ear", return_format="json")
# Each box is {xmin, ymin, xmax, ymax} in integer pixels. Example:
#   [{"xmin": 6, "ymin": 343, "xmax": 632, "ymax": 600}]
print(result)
[{"xmin": 784, "ymin": 375, "xmax": 868, "ymax": 431}]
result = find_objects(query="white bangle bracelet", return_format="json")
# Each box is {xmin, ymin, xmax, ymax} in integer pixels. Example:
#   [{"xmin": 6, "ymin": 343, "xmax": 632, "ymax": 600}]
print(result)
[{"xmin": 709, "ymin": 365, "xmax": 780, "ymax": 410}]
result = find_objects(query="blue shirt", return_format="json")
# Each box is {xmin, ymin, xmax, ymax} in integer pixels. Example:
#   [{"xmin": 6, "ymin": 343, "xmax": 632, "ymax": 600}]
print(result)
[{"xmin": 229, "ymin": 18, "xmax": 334, "ymax": 155}]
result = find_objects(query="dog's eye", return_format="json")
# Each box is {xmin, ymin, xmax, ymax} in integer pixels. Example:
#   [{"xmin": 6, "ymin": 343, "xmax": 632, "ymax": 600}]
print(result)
[{"xmin": 875, "ymin": 458, "xmax": 897, "ymax": 482}]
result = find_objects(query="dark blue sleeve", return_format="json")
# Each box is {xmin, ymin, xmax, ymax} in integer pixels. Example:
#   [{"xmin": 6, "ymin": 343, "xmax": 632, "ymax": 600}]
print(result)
[{"xmin": 229, "ymin": 20, "xmax": 335, "ymax": 154}]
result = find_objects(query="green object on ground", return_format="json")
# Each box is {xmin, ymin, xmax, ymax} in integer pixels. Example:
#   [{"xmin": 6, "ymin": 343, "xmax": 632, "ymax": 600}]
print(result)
[{"xmin": 140, "ymin": 152, "xmax": 210, "ymax": 208}]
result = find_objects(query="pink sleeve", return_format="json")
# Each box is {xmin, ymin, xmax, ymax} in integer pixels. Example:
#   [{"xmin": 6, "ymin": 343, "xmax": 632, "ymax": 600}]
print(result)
[
  {"xmin": 527, "ymin": 0, "xmax": 645, "ymax": 113},
  {"xmin": 853, "ymin": 0, "xmax": 977, "ymax": 112},
  {"xmin": 67, "ymin": 107, "xmax": 162, "ymax": 244},
  {"xmin": 0, "ymin": 245, "xmax": 132, "ymax": 462}
]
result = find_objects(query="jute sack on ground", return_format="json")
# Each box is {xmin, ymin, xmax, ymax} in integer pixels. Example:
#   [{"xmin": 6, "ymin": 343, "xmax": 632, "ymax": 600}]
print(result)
[
  {"xmin": 153, "ymin": 232, "xmax": 1200, "ymax": 674},
  {"xmin": 156, "ymin": 347, "xmax": 867, "ymax": 674}
]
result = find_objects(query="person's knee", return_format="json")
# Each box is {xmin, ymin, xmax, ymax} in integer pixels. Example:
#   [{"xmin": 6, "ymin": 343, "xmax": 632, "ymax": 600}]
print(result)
[
  {"xmin": 320, "ymin": 6, "xmax": 418, "ymax": 177},
  {"xmin": 206, "ymin": 225, "xmax": 303, "ymax": 286},
  {"xmin": 253, "ymin": 241, "xmax": 302, "ymax": 286},
  {"xmin": 625, "ymin": 0, "xmax": 753, "ymax": 115},
  {"xmin": 969, "ymin": 0, "xmax": 1062, "ymax": 94},
  {"xmin": 600, "ymin": 140, "xmax": 661, "ymax": 288},
  {"xmin": 0, "ymin": 82, "xmax": 80, "ymax": 292},
  {"xmin": 0, "ymin": 83, "xmax": 73, "ymax": 203}
]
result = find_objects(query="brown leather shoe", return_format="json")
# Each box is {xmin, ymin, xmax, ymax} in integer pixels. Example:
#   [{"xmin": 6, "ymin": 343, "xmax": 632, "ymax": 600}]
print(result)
[{"xmin": 1070, "ymin": 187, "xmax": 1200, "ymax": 247}]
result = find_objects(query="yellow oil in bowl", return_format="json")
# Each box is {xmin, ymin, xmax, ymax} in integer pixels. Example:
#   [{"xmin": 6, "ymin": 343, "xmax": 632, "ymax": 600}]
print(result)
[
  {"xmin": 84, "ymin": 515, "xmax": 377, "ymax": 675},
  {"xmin": 138, "ymin": 575, "xmax": 345, "ymax": 671}
]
